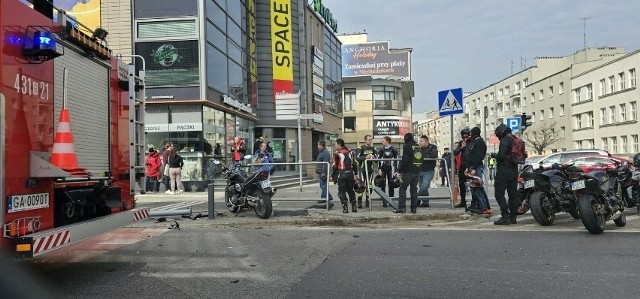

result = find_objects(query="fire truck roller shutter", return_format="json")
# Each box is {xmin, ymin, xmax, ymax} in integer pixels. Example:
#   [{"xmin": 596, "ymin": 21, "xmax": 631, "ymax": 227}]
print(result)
[{"xmin": 54, "ymin": 45, "xmax": 110, "ymax": 175}]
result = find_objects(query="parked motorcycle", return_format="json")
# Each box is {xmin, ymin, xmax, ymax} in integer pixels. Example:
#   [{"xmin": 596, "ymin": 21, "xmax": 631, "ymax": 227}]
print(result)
[
  {"xmin": 214, "ymin": 155, "xmax": 274, "ymax": 219},
  {"xmin": 570, "ymin": 160, "xmax": 627, "ymax": 234},
  {"xmin": 615, "ymin": 163, "xmax": 640, "ymax": 214},
  {"xmin": 516, "ymin": 164, "xmax": 542, "ymax": 215},
  {"xmin": 521, "ymin": 163, "xmax": 581, "ymax": 226}
]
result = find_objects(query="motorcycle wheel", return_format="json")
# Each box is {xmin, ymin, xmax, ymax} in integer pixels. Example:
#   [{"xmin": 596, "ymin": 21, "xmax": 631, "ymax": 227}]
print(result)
[
  {"xmin": 530, "ymin": 191, "xmax": 555, "ymax": 226},
  {"xmin": 614, "ymin": 211, "xmax": 627, "ymax": 227},
  {"xmin": 252, "ymin": 189, "xmax": 273, "ymax": 219},
  {"xmin": 225, "ymin": 189, "xmax": 239, "ymax": 213},
  {"xmin": 577, "ymin": 194, "xmax": 606, "ymax": 234},
  {"xmin": 568, "ymin": 208, "xmax": 581, "ymax": 220}
]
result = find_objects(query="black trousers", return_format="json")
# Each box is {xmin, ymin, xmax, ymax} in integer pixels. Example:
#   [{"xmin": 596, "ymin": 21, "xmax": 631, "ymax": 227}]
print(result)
[
  {"xmin": 337, "ymin": 171, "xmax": 356, "ymax": 205},
  {"xmin": 458, "ymin": 170, "xmax": 467, "ymax": 205},
  {"xmin": 380, "ymin": 166, "xmax": 395, "ymax": 197},
  {"xmin": 494, "ymin": 172, "xmax": 519, "ymax": 218},
  {"xmin": 398, "ymin": 172, "xmax": 419, "ymax": 210}
]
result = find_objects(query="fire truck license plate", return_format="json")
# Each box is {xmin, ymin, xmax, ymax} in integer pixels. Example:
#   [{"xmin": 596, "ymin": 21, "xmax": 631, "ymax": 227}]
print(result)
[{"xmin": 7, "ymin": 193, "xmax": 50, "ymax": 213}]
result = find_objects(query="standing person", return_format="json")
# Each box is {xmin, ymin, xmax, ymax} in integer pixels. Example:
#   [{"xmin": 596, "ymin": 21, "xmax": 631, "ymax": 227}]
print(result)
[
  {"xmin": 213, "ymin": 143, "xmax": 222, "ymax": 158},
  {"xmin": 439, "ymin": 147, "xmax": 452, "ymax": 187},
  {"xmin": 161, "ymin": 142, "xmax": 173, "ymax": 193},
  {"xmin": 417, "ymin": 135, "xmax": 438, "ymax": 207},
  {"xmin": 168, "ymin": 147, "xmax": 184, "ymax": 194},
  {"xmin": 252, "ymin": 142, "xmax": 274, "ymax": 174},
  {"xmin": 466, "ymin": 127, "xmax": 490, "ymax": 212},
  {"xmin": 453, "ymin": 129, "xmax": 472, "ymax": 210},
  {"xmin": 231, "ymin": 137, "xmax": 247, "ymax": 165},
  {"xmin": 356, "ymin": 135, "xmax": 376, "ymax": 208},
  {"xmin": 145, "ymin": 146, "xmax": 161, "ymax": 193},
  {"xmin": 493, "ymin": 124, "xmax": 520, "ymax": 225},
  {"xmin": 315, "ymin": 140, "xmax": 334, "ymax": 204},
  {"xmin": 333, "ymin": 138, "xmax": 357, "ymax": 213},
  {"xmin": 377, "ymin": 136, "xmax": 398, "ymax": 207},
  {"xmin": 394, "ymin": 133, "xmax": 420, "ymax": 214},
  {"xmin": 488, "ymin": 155, "xmax": 497, "ymax": 182},
  {"xmin": 253, "ymin": 137, "xmax": 264, "ymax": 154}
]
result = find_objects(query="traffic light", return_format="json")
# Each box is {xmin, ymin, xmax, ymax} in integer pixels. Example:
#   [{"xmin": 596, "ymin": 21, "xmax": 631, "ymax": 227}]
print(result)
[{"xmin": 521, "ymin": 113, "xmax": 533, "ymax": 130}]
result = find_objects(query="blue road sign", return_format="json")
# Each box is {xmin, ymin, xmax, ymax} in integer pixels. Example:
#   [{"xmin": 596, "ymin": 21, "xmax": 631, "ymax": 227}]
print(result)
[
  {"xmin": 438, "ymin": 88, "xmax": 464, "ymax": 117},
  {"xmin": 506, "ymin": 117, "xmax": 521, "ymax": 133}
]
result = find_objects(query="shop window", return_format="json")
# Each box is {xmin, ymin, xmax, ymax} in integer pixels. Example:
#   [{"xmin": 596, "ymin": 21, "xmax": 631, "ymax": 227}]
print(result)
[{"xmin": 344, "ymin": 117, "xmax": 356, "ymax": 132}]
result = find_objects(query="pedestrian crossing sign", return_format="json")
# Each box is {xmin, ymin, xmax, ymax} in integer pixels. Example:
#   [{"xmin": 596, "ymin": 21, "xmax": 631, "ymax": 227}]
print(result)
[{"xmin": 438, "ymin": 88, "xmax": 464, "ymax": 116}]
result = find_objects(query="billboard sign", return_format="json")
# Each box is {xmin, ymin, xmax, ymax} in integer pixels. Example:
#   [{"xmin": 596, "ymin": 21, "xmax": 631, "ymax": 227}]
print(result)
[
  {"xmin": 270, "ymin": 0, "xmax": 294, "ymax": 98},
  {"xmin": 373, "ymin": 116, "xmax": 411, "ymax": 138},
  {"xmin": 135, "ymin": 40, "xmax": 199, "ymax": 87},
  {"xmin": 342, "ymin": 41, "xmax": 410, "ymax": 78}
]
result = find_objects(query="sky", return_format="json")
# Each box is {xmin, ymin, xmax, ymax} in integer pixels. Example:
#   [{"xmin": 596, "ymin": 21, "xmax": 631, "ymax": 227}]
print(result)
[{"xmin": 322, "ymin": 0, "xmax": 640, "ymax": 113}]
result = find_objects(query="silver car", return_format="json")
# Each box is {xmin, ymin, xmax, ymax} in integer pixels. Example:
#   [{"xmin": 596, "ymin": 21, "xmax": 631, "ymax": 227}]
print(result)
[{"xmin": 533, "ymin": 150, "xmax": 610, "ymax": 169}]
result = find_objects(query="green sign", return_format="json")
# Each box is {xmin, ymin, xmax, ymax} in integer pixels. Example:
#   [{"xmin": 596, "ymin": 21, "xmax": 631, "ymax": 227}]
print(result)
[
  {"xmin": 313, "ymin": 0, "xmax": 338, "ymax": 32},
  {"xmin": 272, "ymin": 140, "xmax": 284, "ymax": 160}
]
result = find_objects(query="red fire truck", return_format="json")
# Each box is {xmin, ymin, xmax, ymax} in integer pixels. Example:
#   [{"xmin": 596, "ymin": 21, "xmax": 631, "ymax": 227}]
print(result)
[{"xmin": 0, "ymin": 0, "xmax": 149, "ymax": 257}]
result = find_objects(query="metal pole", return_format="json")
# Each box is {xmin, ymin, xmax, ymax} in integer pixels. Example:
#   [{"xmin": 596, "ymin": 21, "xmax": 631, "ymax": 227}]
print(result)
[
  {"xmin": 326, "ymin": 162, "xmax": 330, "ymax": 211},
  {"xmin": 62, "ymin": 68, "xmax": 68, "ymax": 109},
  {"xmin": 450, "ymin": 115, "xmax": 455, "ymax": 210},
  {"xmin": 149, "ymin": 207, "xmax": 192, "ymax": 217},
  {"xmin": 298, "ymin": 116, "xmax": 303, "ymax": 192},
  {"xmin": 208, "ymin": 183, "xmax": 215, "ymax": 219}
]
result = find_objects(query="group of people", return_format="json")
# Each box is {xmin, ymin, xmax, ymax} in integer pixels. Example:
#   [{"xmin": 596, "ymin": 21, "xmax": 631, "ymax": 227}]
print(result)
[
  {"xmin": 314, "ymin": 124, "xmax": 522, "ymax": 224},
  {"xmin": 145, "ymin": 142, "xmax": 185, "ymax": 195}
]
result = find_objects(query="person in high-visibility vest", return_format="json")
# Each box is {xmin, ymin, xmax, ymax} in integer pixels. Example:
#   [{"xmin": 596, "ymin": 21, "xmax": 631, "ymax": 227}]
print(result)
[{"xmin": 488, "ymin": 155, "xmax": 497, "ymax": 181}]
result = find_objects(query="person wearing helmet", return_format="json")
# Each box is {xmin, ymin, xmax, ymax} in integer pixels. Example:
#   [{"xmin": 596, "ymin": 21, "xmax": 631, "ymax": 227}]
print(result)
[
  {"xmin": 453, "ymin": 128, "xmax": 473, "ymax": 210},
  {"xmin": 492, "ymin": 123, "xmax": 519, "ymax": 225},
  {"xmin": 394, "ymin": 133, "xmax": 421, "ymax": 213}
]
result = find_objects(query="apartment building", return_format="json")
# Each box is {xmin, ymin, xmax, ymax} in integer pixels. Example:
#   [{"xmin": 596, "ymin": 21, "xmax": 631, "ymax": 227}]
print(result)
[{"xmin": 571, "ymin": 50, "xmax": 640, "ymax": 155}]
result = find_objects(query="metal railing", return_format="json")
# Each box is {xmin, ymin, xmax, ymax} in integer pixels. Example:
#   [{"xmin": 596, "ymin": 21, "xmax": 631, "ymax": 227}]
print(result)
[{"xmin": 364, "ymin": 158, "xmax": 454, "ymax": 211}]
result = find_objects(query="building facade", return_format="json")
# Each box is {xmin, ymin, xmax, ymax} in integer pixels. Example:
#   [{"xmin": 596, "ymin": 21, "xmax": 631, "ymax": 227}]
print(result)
[{"xmin": 338, "ymin": 33, "xmax": 414, "ymax": 149}]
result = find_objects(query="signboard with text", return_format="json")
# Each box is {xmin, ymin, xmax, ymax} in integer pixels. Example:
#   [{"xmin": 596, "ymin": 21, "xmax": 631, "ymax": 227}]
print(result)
[
  {"xmin": 135, "ymin": 40, "xmax": 199, "ymax": 86},
  {"xmin": 342, "ymin": 41, "xmax": 410, "ymax": 78},
  {"xmin": 373, "ymin": 116, "xmax": 411, "ymax": 139}
]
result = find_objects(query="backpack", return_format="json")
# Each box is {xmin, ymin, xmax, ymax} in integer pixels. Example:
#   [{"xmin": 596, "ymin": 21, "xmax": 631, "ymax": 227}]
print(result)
[
  {"xmin": 507, "ymin": 136, "xmax": 526, "ymax": 165},
  {"xmin": 412, "ymin": 145, "xmax": 423, "ymax": 166}
]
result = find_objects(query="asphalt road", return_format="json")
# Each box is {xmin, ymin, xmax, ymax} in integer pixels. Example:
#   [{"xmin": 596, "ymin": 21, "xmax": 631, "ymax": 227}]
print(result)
[{"xmin": 15, "ymin": 226, "xmax": 640, "ymax": 299}]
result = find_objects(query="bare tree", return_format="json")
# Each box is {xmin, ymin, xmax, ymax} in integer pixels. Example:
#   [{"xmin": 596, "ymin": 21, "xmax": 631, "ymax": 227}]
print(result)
[{"xmin": 523, "ymin": 121, "xmax": 562, "ymax": 155}]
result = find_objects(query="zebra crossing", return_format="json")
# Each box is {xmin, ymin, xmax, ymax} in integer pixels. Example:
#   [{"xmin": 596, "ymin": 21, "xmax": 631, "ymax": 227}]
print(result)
[{"xmin": 149, "ymin": 201, "xmax": 203, "ymax": 211}]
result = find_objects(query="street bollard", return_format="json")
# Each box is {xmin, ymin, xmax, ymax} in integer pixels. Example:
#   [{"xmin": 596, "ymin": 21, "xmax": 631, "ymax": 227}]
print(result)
[{"xmin": 208, "ymin": 183, "xmax": 215, "ymax": 219}]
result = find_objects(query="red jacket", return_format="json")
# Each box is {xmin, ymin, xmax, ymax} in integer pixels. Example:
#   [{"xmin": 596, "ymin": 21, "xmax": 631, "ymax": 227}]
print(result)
[
  {"xmin": 232, "ymin": 140, "xmax": 246, "ymax": 161},
  {"xmin": 145, "ymin": 151, "xmax": 162, "ymax": 178}
]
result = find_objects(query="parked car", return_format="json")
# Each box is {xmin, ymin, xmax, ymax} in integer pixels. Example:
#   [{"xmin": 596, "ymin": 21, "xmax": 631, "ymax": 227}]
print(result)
[
  {"xmin": 524, "ymin": 155, "xmax": 545, "ymax": 166},
  {"xmin": 564, "ymin": 155, "xmax": 632, "ymax": 173},
  {"xmin": 534, "ymin": 149, "xmax": 610, "ymax": 169}
]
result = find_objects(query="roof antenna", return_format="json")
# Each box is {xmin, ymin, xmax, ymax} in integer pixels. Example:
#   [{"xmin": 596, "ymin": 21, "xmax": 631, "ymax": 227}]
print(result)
[{"xmin": 582, "ymin": 17, "xmax": 590, "ymax": 50}]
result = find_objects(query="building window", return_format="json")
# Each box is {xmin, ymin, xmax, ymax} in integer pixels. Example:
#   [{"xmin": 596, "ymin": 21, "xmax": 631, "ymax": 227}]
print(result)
[
  {"xmin": 620, "ymin": 72, "xmax": 626, "ymax": 90},
  {"xmin": 531, "ymin": 93, "xmax": 535, "ymax": 103},
  {"xmin": 343, "ymin": 88, "xmax": 355, "ymax": 112},
  {"xmin": 600, "ymin": 108, "xmax": 607, "ymax": 125},
  {"xmin": 489, "ymin": 92, "xmax": 494, "ymax": 101},
  {"xmin": 343, "ymin": 117, "xmax": 356, "ymax": 132},
  {"xmin": 633, "ymin": 134, "xmax": 639, "ymax": 152},
  {"xmin": 560, "ymin": 126, "xmax": 565, "ymax": 138},
  {"xmin": 560, "ymin": 104, "xmax": 565, "ymax": 115},
  {"xmin": 484, "ymin": 95, "xmax": 488, "ymax": 103},
  {"xmin": 602, "ymin": 138, "xmax": 609, "ymax": 151},
  {"xmin": 621, "ymin": 136, "xmax": 628, "ymax": 154},
  {"xmin": 531, "ymin": 112, "xmax": 536, "ymax": 123},
  {"xmin": 505, "ymin": 85, "xmax": 510, "ymax": 95},
  {"xmin": 620, "ymin": 103, "xmax": 627, "ymax": 121},
  {"xmin": 539, "ymin": 89, "xmax": 544, "ymax": 101},
  {"xmin": 559, "ymin": 82, "xmax": 564, "ymax": 94},
  {"xmin": 515, "ymin": 82, "xmax": 521, "ymax": 91},
  {"xmin": 549, "ymin": 86, "xmax": 554, "ymax": 97},
  {"xmin": 609, "ymin": 75, "xmax": 616, "ymax": 93},
  {"xmin": 610, "ymin": 105, "xmax": 616, "ymax": 123},
  {"xmin": 574, "ymin": 116, "xmax": 581, "ymax": 129},
  {"xmin": 611, "ymin": 137, "xmax": 618, "ymax": 153},
  {"xmin": 549, "ymin": 107, "xmax": 554, "ymax": 118},
  {"xmin": 573, "ymin": 88, "xmax": 581, "ymax": 103},
  {"xmin": 586, "ymin": 84, "xmax": 593, "ymax": 101},
  {"xmin": 600, "ymin": 79, "xmax": 606, "ymax": 96},
  {"xmin": 631, "ymin": 101, "xmax": 637, "ymax": 120},
  {"xmin": 540, "ymin": 110, "xmax": 544, "ymax": 120},
  {"xmin": 588, "ymin": 112, "xmax": 594, "ymax": 127},
  {"xmin": 372, "ymin": 86, "xmax": 399, "ymax": 110},
  {"xmin": 630, "ymin": 68, "xmax": 637, "ymax": 87},
  {"xmin": 490, "ymin": 107, "xmax": 494, "ymax": 116},
  {"xmin": 498, "ymin": 88, "xmax": 503, "ymax": 97},
  {"xmin": 523, "ymin": 78, "xmax": 529, "ymax": 86}
]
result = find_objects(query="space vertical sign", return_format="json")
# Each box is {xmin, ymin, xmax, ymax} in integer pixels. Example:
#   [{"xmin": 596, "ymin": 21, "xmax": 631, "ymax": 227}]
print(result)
[{"xmin": 270, "ymin": 0, "xmax": 294, "ymax": 101}]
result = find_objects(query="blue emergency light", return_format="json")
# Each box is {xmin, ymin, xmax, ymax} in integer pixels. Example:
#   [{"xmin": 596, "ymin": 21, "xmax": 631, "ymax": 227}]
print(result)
[{"xmin": 33, "ymin": 31, "xmax": 55, "ymax": 49}]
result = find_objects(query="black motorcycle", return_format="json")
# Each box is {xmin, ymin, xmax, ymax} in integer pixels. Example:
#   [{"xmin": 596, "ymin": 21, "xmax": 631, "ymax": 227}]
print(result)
[
  {"xmin": 214, "ymin": 156, "xmax": 274, "ymax": 219},
  {"xmin": 570, "ymin": 161, "xmax": 626, "ymax": 234},
  {"xmin": 521, "ymin": 163, "xmax": 581, "ymax": 226},
  {"xmin": 517, "ymin": 164, "xmax": 543, "ymax": 215},
  {"xmin": 615, "ymin": 163, "xmax": 640, "ymax": 214}
]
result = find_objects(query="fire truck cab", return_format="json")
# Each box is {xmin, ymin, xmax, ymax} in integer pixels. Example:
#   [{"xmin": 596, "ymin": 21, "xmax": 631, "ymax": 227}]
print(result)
[{"xmin": 0, "ymin": 0, "xmax": 148, "ymax": 257}]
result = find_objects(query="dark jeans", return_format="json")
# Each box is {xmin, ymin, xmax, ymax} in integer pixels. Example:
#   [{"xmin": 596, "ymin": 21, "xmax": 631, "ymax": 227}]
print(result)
[
  {"xmin": 458, "ymin": 170, "xmax": 467, "ymax": 205},
  {"xmin": 440, "ymin": 169, "xmax": 448, "ymax": 186},
  {"xmin": 494, "ymin": 171, "xmax": 519, "ymax": 218},
  {"xmin": 319, "ymin": 175, "xmax": 333, "ymax": 200},
  {"xmin": 146, "ymin": 176, "xmax": 159, "ymax": 192},
  {"xmin": 380, "ymin": 167, "xmax": 395, "ymax": 197},
  {"xmin": 337, "ymin": 171, "xmax": 356, "ymax": 205},
  {"xmin": 162, "ymin": 175, "xmax": 170, "ymax": 191},
  {"xmin": 398, "ymin": 172, "xmax": 419, "ymax": 210}
]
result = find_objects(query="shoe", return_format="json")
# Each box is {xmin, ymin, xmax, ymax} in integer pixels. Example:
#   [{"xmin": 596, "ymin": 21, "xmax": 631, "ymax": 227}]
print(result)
[
  {"xmin": 510, "ymin": 218, "xmax": 517, "ymax": 224},
  {"xmin": 393, "ymin": 208, "xmax": 406, "ymax": 213},
  {"xmin": 469, "ymin": 209, "xmax": 484, "ymax": 214},
  {"xmin": 165, "ymin": 190, "xmax": 173, "ymax": 194},
  {"xmin": 317, "ymin": 200, "xmax": 327, "ymax": 204},
  {"xmin": 483, "ymin": 208, "xmax": 493, "ymax": 215},
  {"xmin": 352, "ymin": 203, "xmax": 358, "ymax": 213},
  {"xmin": 410, "ymin": 208, "xmax": 417, "ymax": 214},
  {"xmin": 147, "ymin": 191, "xmax": 154, "ymax": 194},
  {"xmin": 357, "ymin": 203, "xmax": 363, "ymax": 208},
  {"xmin": 454, "ymin": 203, "xmax": 466, "ymax": 209},
  {"xmin": 178, "ymin": 189, "xmax": 184, "ymax": 193},
  {"xmin": 328, "ymin": 203, "xmax": 334, "ymax": 209},
  {"xmin": 494, "ymin": 217, "xmax": 511, "ymax": 225},
  {"xmin": 342, "ymin": 204, "xmax": 349, "ymax": 213},
  {"xmin": 419, "ymin": 202, "xmax": 430, "ymax": 207},
  {"xmin": 174, "ymin": 191, "xmax": 178, "ymax": 195}
]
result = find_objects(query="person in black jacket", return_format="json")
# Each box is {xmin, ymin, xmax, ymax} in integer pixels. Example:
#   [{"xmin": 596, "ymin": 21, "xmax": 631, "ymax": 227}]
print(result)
[
  {"xmin": 417, "ymin": 135, "xmax": 438, "ymax": 207},
  {"xmin": 394, "ymin": 133, "xmax": 420, "ymax": 214},
  {"xmin": 453, "ymin": 129, "xmax": 472, "ymax": 209},
  {"xmin": 356, "ymin": 135, "xmax": 376, "ymax": 208},
  {"xmin": 492, "ymin": 124, "xmax": 519, "ymax": 225},
  {"xmin": 439, "ymin": 148, "xmax": 452, "ymax": 187},
  {"xmin": 465, "ymin": 127, "xmax": 491, "ymax": 213},
  {"xmin": 377, "ymin": 136, "xmax": 398, "ymax": 206}
]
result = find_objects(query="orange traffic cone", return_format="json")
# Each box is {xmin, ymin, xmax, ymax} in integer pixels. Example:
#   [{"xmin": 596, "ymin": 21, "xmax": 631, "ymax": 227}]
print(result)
[{"xmin": 49, "ymin": 108, "xmax": 88, "ymax": 176}]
